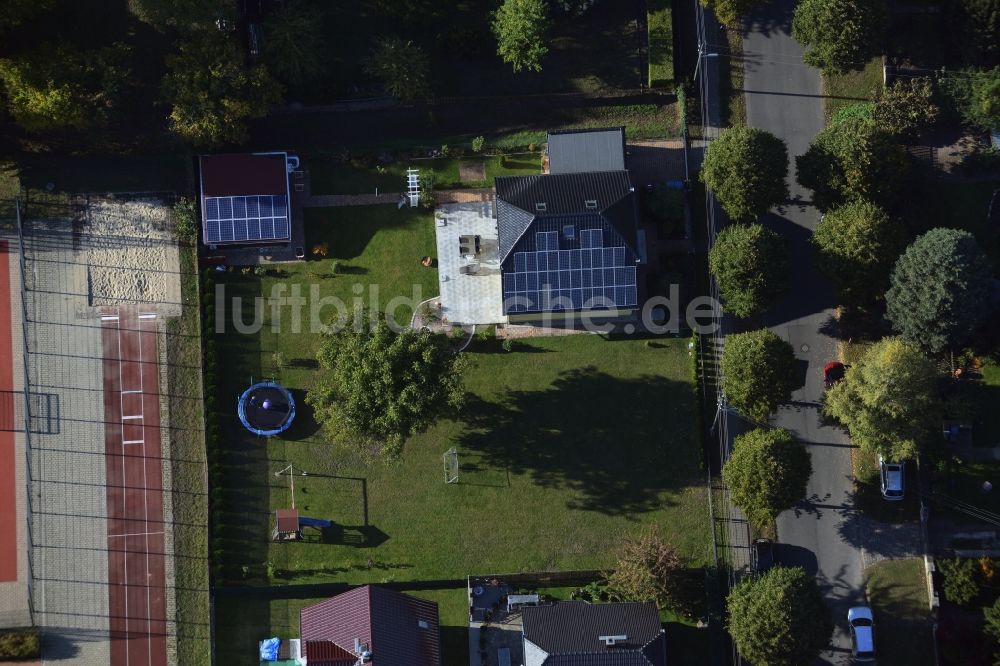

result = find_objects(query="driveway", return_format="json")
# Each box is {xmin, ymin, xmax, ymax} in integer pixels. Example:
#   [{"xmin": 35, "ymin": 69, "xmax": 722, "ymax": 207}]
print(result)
[{"xmin": 741, "ymin": 1, "xmax": 865, "ymax": 662}]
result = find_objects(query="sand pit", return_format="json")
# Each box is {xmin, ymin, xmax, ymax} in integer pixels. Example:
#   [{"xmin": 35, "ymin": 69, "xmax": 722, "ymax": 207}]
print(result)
[{"xmin": 85, "ymin": 199, "xmax": 182, "ymax": 310}]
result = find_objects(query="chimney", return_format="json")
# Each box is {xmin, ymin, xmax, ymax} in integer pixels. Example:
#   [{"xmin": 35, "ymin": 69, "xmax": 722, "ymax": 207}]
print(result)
[{"xmin": 598, "ymin": 634, "xmax": 628, "ymax": 647}]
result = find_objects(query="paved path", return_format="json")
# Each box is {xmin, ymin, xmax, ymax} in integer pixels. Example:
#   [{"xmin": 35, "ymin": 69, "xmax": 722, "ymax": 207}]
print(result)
[
  {"xmin": 303, "ymin": 188, "xmax": 493, "ymax": 208},
  {"xmin": 741, "ymin": 1, "xmax": 864, "ymax": 663}
]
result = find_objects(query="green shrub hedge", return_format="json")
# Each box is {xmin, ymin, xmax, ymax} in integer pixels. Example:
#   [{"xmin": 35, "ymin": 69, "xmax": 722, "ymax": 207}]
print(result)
[{"xmin": 0, "ymin": 630, "xmax": 41, "ymax": 659}]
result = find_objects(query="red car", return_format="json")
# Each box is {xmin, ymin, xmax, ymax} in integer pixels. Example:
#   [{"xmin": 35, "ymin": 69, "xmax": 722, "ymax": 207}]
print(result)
[{"xmin": 824, "ymin": 361, "xmax": 846, "ymax": 389}]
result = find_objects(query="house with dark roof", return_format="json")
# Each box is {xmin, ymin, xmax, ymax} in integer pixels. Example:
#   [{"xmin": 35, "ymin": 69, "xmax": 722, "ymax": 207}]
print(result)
[
  {"xmin": 298, "ymin": 585, "xmax": 441, "ymax": 666},
  {"xmin": 521, "ymin": 600, "xmax": 666, "ymax": 666},
  {"xmin": 496, "ymin": 166, "xmax": 643, "ymax": 316},
  {"xmin": 198, "ymin": 151, "xmax": 296, "ymax": 247}
]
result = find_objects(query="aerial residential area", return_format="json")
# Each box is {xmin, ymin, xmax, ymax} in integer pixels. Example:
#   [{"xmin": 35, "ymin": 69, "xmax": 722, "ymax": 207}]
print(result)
[{"xmin": 0, "ymin": 0, "xmax": 997, "ymax": 665}]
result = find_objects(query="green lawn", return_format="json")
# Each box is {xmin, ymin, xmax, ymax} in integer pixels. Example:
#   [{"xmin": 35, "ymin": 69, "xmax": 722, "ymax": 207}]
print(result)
[
  {"xmin": 309, "ymin": 152, "xmax": 542, "ymax": 196},
  {"xmin": 852, "ymin": 447, "xmax": 919, "ymax": 523},
  {"xmin": 865, "ymin": 559, "xmax": 934, "ymax": 666},
  {"xmin": 209, "ymin": 203, "xmax": 710, "ymax": 662},
  {"xmin": 648, "ymin": 0, "xmax": 674, "ymax": 88},
  {"xmin": 908, "ymin": 179, "xmax": 1000, "ymax": 270},
  {"xmin": 823, "ymin": 57, "xmax": 883, "ymax": 124},
  {"xmin": 722, "ymin": 28, "xmax": 746, "ymax": 127}
]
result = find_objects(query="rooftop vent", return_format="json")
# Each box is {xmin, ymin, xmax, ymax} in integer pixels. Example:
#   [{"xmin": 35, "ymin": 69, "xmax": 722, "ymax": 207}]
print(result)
[
  {"xmin": 599, "ymin": 635, "xmax": 628, "ymax": 647},
  {"xmin": 418, "ymin": 619, "xmax": 430, "ymax": 629},
  {"xmin": 535, "ymin": 202, "xmax": 547, "ymax": 212},
  {"xmin": 585, "ymin": 199, "xmax": 598, "ymax": 210},
  {"xmin": 563, "ymin": 225, "xmax": 576, "ymax": 239}
]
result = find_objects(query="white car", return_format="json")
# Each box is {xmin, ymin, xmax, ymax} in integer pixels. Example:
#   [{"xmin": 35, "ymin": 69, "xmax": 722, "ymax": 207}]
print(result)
[
  {"xmin": 848, "ymin": 606, "xmax": 876, "ymax": 662},
  {"xmin": 878, "ymin": 457, "xmax": 904, "ymax": 501}
]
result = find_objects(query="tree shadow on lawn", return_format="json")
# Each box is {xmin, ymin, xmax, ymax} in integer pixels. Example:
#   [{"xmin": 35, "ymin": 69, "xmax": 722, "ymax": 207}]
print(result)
[
  {"xmin": 303, "ymin": 206, "xmax": 424, "ymax": 262},
  {"xmin": 457, "ymin": 366, "xmax": 696, "ymax": 516}
]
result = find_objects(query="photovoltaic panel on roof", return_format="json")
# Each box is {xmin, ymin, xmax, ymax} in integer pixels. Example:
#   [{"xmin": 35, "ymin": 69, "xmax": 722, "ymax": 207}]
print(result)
[{"xmin": 204, "ymin": 195, "xmax": 290, "ymax": 244}]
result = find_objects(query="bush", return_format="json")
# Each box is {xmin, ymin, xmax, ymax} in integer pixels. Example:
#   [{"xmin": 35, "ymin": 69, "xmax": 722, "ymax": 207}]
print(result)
[
  {"xmin": 472, "ymin": 135, "xmax": 486, "ymax": 153},
  {"xmin": 960, "ymin": 146, "xmax": 1000, "ymax": 176},
  {"xmin": 172, "ymin": 197, "xmax": 199, "ymax": 244},
  {"xmin": 939, "ymin": 557, "xmax": 980, "ymax": 605},
  {"xmin": 0, "ymin": 630, "xmax": 41, "ymax": 659}
]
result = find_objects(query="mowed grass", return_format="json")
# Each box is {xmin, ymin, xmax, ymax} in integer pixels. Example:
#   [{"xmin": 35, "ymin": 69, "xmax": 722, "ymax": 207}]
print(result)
[
  {"xmin": 648, "ymin": 0, "xmax": 674, "ymax": 88},
  {"xmin": 210, "ymin": 202, "xmax": 710, "ymax": 663},
  {"xmin": 865, "ymin": 559, "xmax": 934, "ymax": 666},
  {"xmin": 309, "ymin": 152, "xmax": 542, "ymax": 196},
  {"xmin": 823, "ymin": 57, "xmax": 883, "ymax": 123},
  {"xmin": 258, "ymin": 334, "xmax": 709, "ymax": 583}
]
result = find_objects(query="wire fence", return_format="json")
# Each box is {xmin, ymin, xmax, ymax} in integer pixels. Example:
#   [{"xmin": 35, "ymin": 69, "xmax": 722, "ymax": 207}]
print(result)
[{"xmin": 13, "ymin": 201, "xmax": 36, "ymax": 625}]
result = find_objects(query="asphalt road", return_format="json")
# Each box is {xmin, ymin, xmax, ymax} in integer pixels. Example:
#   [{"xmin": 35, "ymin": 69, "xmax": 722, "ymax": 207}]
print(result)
[{"xmin": 740, "ymin": 1, "xmax": 865, "ymax": 663}]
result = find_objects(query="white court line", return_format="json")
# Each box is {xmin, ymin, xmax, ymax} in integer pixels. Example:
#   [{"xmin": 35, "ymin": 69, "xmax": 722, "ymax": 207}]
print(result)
[
  {"xmin": 101, "ymin": 315, "xmax": 120, "ymax": 321},
  {"xmin": 122, "ymin": 390, "xmax": 142, "ymax": 395},
  {"xmin": 122, "ymin": 415, "xmax": 143, "ymax": 420},
  {"xmin": 138, "ymin": 313, "xmax": 156, "ymax": 320},
  {"xmin": 123, "ymin": 440, "xmax": 145, "ymax": 445},
  {"xmin": 108, "ymin": 531, "xmax": 164, "ymax": 538}
]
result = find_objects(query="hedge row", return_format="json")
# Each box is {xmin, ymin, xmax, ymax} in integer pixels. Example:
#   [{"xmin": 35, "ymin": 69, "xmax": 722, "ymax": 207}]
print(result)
[
  {"xmin": 200, "ymin": 270, "xmax": 226, "ymax": 583},
  {"xmin": 0, "ymin": 630, "xmax": 40, "ymax": 659}
]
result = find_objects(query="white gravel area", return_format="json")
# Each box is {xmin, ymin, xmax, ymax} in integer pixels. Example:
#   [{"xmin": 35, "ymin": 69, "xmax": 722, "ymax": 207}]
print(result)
[{"xmin": 85, "ymin": 199, "xmax": 181, "ymax": 309}]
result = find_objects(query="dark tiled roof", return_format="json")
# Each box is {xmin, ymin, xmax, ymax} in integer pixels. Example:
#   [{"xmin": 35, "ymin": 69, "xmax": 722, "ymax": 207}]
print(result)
[
  {"xmin": 199, "ymin": 152, "xmax": 288, "ymax": 197},
  {"xmin": 522, "ymin": 601, "xmax": 666, "ymax": 666},
  {"xmin": 547, "ymin": 127, "xmax": 626, "ymax": 174},
  {"xmin": 300, "ymin": 585, "xmax": 441, "ymax": 666},
  {"xmin": 495, "ymin": 171, "xmax": 636, "ymax": 263}
]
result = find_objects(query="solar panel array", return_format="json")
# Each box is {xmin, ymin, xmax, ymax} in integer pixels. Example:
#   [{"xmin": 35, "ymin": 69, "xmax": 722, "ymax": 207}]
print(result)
[
  {"xmin": 503, "ymin": 230, "xmax": 637, "ymax": 312},
  {"xmin": 204, "ymin": 195, "xmax": 289, "ymax": 244}
]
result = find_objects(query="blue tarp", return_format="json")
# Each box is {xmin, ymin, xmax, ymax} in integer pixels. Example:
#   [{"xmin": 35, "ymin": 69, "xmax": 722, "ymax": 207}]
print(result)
[
  {"xmin": 298, "ymin": 517, "xmax": 332, "ymax": 529},
  {"xmin": 259, "ymin": 637, "xmax": 280, "ymax": 661}
]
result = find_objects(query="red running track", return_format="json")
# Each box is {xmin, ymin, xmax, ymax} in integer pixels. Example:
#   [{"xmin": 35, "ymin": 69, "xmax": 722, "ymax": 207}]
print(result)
[
  {"xmin": 0, "ymin": 241, "xmax": 17, "ymax": 582},
  {"xmin": 101, "ymin": 307, "xmax": 167, "ymax": 666}
]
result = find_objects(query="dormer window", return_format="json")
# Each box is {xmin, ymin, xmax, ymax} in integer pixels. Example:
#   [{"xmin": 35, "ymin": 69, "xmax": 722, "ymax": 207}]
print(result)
[{"xmin": 535, "ymin": 202, "xmax": 547, "ymax": 212}]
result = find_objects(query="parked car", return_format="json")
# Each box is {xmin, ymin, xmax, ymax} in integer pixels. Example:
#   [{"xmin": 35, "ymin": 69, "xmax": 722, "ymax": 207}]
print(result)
[
  {"xmin": 848, "ymin": 606, "xmax": 876, "ymax": 662},
  {"xmin": 823, "ymin": 361, "xmax": 846, "ymax": 388},
  {"xmin": 879, "ymin": 457, "xmax": 905, "ymax": 501},
  {"xmin": 751, "ymin": 538, "xmax": 774, "ymax": 573}
]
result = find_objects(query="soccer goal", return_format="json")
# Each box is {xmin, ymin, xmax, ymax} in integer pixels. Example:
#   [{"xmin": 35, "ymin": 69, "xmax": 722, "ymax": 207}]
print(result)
[{"xmin": 443, "ymin": 447, "xmax": 459, "ymax": 484}]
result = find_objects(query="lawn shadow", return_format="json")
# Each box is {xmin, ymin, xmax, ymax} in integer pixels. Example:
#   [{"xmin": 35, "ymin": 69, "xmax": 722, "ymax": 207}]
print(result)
[
  {"xmin": 304, "ymin": 206, "xmax": 424, "ymax": 261},
  {"xmin": 279, "ymin": 388, "xmax": 321, "ymax": 441},
  {"xmin": 457, "ymin": 366, "xmax": 697, "ymax": 516}
]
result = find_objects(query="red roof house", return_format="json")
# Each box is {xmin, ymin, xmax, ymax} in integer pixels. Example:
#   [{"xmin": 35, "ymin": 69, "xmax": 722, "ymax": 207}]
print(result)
[
  {"xmin": 299, "ymin": 586, "xmax": 441, "ymax": 666},
  {"xmin": 198, "ymin": 151, "xmax": 293, "ymax": 246}
]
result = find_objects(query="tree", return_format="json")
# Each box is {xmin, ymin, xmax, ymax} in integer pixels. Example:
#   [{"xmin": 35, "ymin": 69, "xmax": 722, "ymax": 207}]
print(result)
[
  {"xmin": 871, "ymin": 77, "xmax": 940, "ymax": 140},
  {"xmin": 952, "ymin": 0, "xmax": 1000, "ymax": 67},
  {"xmin": 824, "ymin": 337, "xmax": 938, "ymax": 460},
  {"xmin": 0, "ymin": 0, "xmax": 53, "ymax": 34},
  {"xmin": 492, "ymin": 0, "xmax": 550, "ymax": 73},
  {"xmin": 161, "ymin": 33, "xmax": 281, "ymax": 146},
  {"xmin": 307, "ymin": 314, "xmax": 466, "ymax": 458},
  {"xmin": 699, "ymin": 126, "xmax": 789, "ymax": 222},
  {"xmin": 727, "ymin": 567, "xmax": 833, "ymax": 666},
  {"xmin": 709, "ymin": 223, "xmax": 789, "ymax": 317},
  {"xmin": 985, "ymin": 596, "xmax": 1000, "ymax": 643},
  {"xmin": 791, "ymin": 0, "xmax": 887, "ymax": 74},
  {"xmin": 364, "ymin": 37, "xmax": 431, "ymax": 101},
  {"xmin": 938, "ymin": 558, "xmax": 980, "ymax": 605},
  {"xmin": 699, "ymin": 0, "xmax": 769, "ymax": 26},
  {"xmin": 723, "ymin": 428, "xmax": 812, "ymax": 528},
  {"xmin": 262, "ymin": 0, "xmax": 326, "ymax": 89},
  {"xmin": 811, "ymin": 200, "xmax": 907, "ymax": 302},
  {"xmin": 941, "ymin": 67, "xmax": 1000, "ymax": 131},
  {"xmin": 885, "ymin": 228, "xmax": 993, "ymax": 353},
  {"xmin": 0, "ymin": 43, "xmax": 131, "ymax": 132},
  {"xmin": 128, "ymin": 0, "xmax": 231, "ymax": 31},
  {"xmin": 721, "ymin": 329, "xmax": 798, "ymax": 422},
  {"xmin": 795, "ymin": 117, "xmax": 908, "ymax": 210},
  {"xmin": 606, "ymin": 527, "xmax": 699, "ymax": 617}
]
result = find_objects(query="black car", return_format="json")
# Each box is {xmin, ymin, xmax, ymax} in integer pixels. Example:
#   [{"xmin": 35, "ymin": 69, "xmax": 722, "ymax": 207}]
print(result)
[{"xmin": 752, "ymin": 538, "xmax": 774, "ymax": 573}]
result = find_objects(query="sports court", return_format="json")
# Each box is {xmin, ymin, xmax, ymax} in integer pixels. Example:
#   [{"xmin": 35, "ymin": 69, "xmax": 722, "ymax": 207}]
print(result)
[
  {"xmin": 101, "ymin": 308, "xmax": 167, "ymax": 666},
  {"xmin": 13, "ymin": 198, "xmax": 182, "ymax": 665}
]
